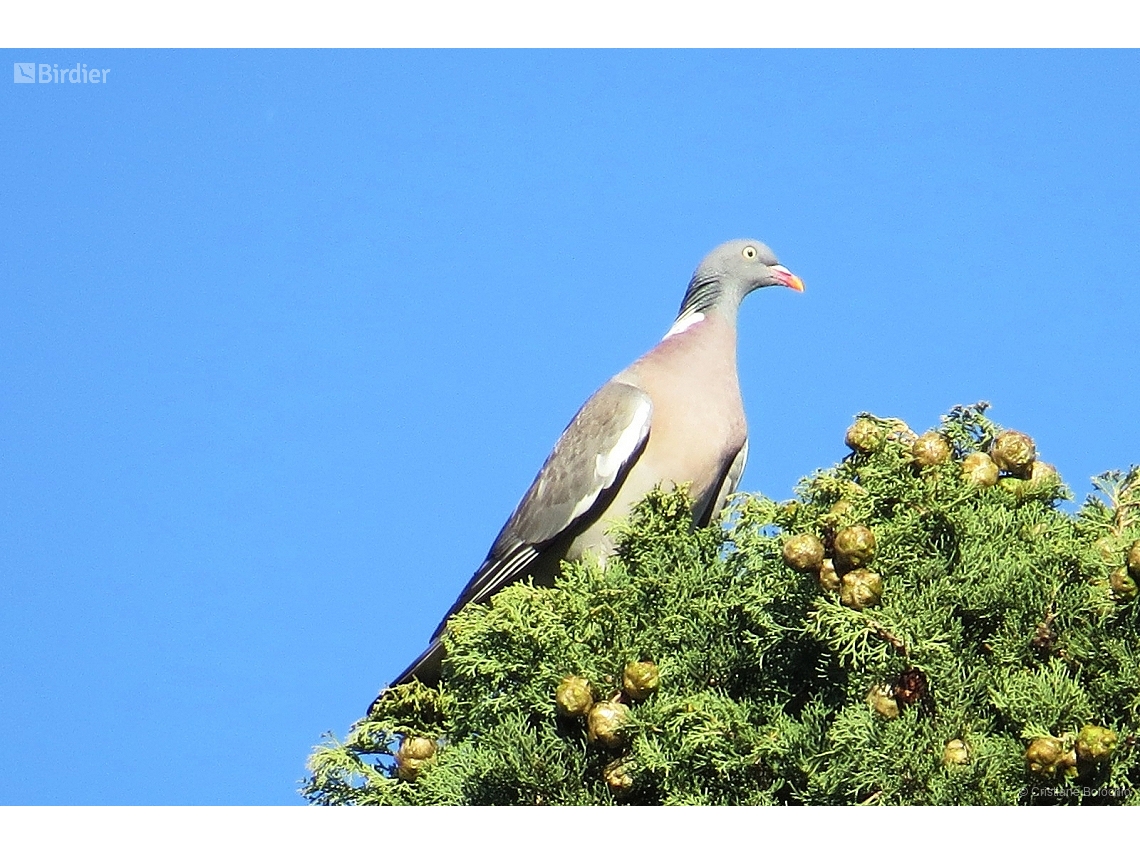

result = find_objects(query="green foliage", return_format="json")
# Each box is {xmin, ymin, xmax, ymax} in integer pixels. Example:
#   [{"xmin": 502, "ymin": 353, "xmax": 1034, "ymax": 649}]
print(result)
[{"xmin": 303, "ymin": 404, "xmax": 1140, "ymax": 805}]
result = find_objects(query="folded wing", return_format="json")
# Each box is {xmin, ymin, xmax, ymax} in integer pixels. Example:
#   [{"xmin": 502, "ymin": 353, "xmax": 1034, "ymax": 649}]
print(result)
[{"xmin": 432, "ymin": 380, "xmax": 653, "ymax": 637}]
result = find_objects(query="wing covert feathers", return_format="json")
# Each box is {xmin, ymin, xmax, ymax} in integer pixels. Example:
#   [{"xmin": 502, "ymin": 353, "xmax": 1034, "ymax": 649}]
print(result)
[{"xmin": 428, "ymin": 381, "xmax": 652, "ymax": 641}]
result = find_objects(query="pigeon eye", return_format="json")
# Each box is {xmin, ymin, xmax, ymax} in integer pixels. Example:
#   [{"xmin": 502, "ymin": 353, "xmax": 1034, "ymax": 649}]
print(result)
[{"xmin": 742, "ymin": 246, "xmax": 757, "ymax": 260}]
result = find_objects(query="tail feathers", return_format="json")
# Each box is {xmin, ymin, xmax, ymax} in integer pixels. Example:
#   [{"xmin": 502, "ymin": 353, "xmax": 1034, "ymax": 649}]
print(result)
[
  {"xmin": 366, "ymin": 639, "xmax": 445, "ymax": 717},
  {"xmin": 393, "ymin": 639, "xmax": 445, "ymax": 686}
]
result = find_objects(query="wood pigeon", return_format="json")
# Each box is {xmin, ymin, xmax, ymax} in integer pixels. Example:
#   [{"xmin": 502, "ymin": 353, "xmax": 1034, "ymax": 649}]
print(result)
[{"xmin": 375, "ymin": 239, "xmax": 803, "ymax": 704}]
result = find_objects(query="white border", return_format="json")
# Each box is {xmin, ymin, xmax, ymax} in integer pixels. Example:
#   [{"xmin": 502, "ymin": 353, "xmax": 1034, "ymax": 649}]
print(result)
[
  {"xmin": 1, "ymin": 805, "xmax": 1100, "ymax": 852},
  {"xmin": 2, "ymin": 1, "xmax": 1137, "ymax": 48}
]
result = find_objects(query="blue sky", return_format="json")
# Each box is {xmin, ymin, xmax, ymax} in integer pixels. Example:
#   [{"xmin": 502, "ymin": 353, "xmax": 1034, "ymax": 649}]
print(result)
[{"xmin": 1, "ymin": 50, "xmax": 1138, "ymax": 805}]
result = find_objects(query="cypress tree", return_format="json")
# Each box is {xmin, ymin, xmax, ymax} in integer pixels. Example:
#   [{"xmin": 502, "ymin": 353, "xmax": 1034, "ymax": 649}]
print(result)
[{"xmin": 303, "ymin": 403, "xmax": 1140, "ymax": 805}]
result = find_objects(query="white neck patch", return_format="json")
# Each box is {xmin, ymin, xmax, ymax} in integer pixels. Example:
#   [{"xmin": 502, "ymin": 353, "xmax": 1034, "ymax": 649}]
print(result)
[{"xmin": 663, "ymin": 311, "xmax": 705, "ymax": 340}]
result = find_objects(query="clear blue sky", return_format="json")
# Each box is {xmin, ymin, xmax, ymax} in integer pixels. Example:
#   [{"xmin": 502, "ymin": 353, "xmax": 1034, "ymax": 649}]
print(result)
[{"xmin": 2, "ymin": 50, "xmax": 1138, "ymax": 805}]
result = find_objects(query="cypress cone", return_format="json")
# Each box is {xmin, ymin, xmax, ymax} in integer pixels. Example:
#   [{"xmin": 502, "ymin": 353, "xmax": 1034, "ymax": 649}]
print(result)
[
  {"xmin": 912, "ymin": 431, "xmax": 951, "ymax": 467},
  {"xmin": 1109, "ymin": 567, "xmax": 1137, "ymax": 601},
  {"xmin": 845, "ymin": 418, "xmax": 885, "ymax": 453},
  {"xmin": 622, "ymin": 661, "xmax": 660, "ymax": 701},
  {"xmin": 961, "ymin": 451, "xmax": 999, "ymax": 488},
  {"xmin": 840, "ymin": 568, "xmax": 882, "ymax": 610},
  {"xmin": 1025, "ymin": 737, "xmax": 1073, "ymax": 778},
  {"xmin": 991, "ymin": 430, "xmax": 1036, "ymax": 477},
  {"xmin": 782, "ymin": 533, "xmax": 825, "ymax": 572},
  {"xmin": 868, "ymin": 684, "xmax": 900, "ymax": 719},
  {"xmin": 1076, "ymin": 725, "xmax": 1117, "ymax": 763},
  {"xmin": 588, "ymin": 702, "xmax": 630, "ymax": 749},
  {"xmin": 833, "ymin": 525, "xmax": 876, "ymax": 572},
  {"xmin": 604, "ymin": 759, "xmax": 635, "ymax": 795},
  {"xmin": 555, "ymin": 675, "xmax": 594, "ymax": 717},
  {"xmin": 395, "ymin": 737, "xmax": 437, "ymax": 782},
  {"xmin": 943, "ymin": 739, "xmax": 969, "ymax": 766},
  {"xmin": 818, "ymin": 558, "xmax": 841, "ymax": 593}
]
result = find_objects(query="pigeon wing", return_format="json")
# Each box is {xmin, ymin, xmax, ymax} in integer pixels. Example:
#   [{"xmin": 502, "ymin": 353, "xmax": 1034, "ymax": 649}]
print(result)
[{"xmin": 431, "ymin": 380, "xmax": 653, "ymax": 636}]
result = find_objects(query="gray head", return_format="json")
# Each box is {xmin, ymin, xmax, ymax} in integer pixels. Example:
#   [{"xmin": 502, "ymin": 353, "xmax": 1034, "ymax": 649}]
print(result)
[{"xmin": 677, "ymin": 238, "xmax": 804, "ymax": 319}]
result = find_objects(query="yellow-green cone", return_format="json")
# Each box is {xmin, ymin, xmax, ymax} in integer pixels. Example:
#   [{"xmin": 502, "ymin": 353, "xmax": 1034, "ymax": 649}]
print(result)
[
  {"xmin": 867, "ymin": 684, "xmax": 900, "ymax": 719},
  {"xmin": 587, "ymin": 701, "xmax": 630, "ymax": 749},
  {"xmin": 1076, "ymin": 725, "xmax": 1117, "ymax": 762},
  {"xmin": 942, "ymin": 739, "xmax": 970, "ymax": 766},
  {"xmin": 555, "ymin": 675, "xmax": 594, "ymax": 717},
  {"xmin": 834, "ymin": 525, "xmax": 877, "ymax": 572},
  {"xmin": 782, "ymin": 533, "xmax": 825, "ymax": 572},
  {"xmin": 845, "ymin": 418, "xmax": 885, "ymax": 453},
  {"xmin": 819, "ymin": 559, "xmax": 841, "ymax": 593},
  {"xmin": 395, "ymin": 736, "xmax": 437, "ymax": 782},
  {"xmin": 961, "ymin": 451, "xmax": 999, "ymax": 488},
  {"xmin": 1109, "ymin": 567, "xmax": 1138, "ymax": 601},
  {"xmin": 622, "ymin": 661, "xmax": 660, "ymax": 701},
  {"xmin": 991, "ymin": 430, "xmax": 1037, "ymax": 478},
  {"xmin": 1025, "ymin": 736, "xmax": 1074, "ymax": 777},
  {"xmin": 912, "ymin": 431, "xmax": 951, "ymax": 467},
  {"xmin": 840, "ymin": 569, "xmax": 882, "ymax": 610}
]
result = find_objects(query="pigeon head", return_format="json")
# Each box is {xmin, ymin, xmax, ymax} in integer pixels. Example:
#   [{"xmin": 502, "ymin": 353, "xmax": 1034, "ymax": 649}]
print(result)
[{"xmin": 676, "ymin": 239, "xmax": 804, "ymax": 320}]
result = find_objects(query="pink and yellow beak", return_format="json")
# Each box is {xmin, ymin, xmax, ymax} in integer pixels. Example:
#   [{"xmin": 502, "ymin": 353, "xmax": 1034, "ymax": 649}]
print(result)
[{"xmin": 772, "ymin": 264, "xmax": 805, "ymax": 292}]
